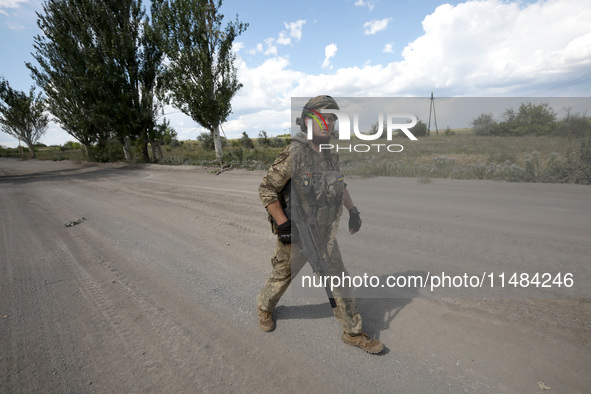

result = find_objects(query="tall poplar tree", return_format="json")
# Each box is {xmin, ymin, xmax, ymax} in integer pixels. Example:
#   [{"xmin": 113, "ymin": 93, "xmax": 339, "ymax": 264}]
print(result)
[
  {"xmin": 153, "ymin": 0, "xmax": 247, "ymax": 163},
  {"xmin": 0, "ymin": 78, "xmax": 49, "ymax": 159},
  {"xmin": 28, "ymin": 0, "xmax": 163, "ymax": 162}
]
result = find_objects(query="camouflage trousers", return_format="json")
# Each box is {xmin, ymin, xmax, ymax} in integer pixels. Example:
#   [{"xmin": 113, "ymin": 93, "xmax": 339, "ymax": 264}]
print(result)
[{"xmin": 257, "ymin": 238, "xmax": 363, "ymax": 335}]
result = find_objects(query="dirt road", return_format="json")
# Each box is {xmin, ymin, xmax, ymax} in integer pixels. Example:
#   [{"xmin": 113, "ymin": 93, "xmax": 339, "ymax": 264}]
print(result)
[{"xmin": 1, "ymin": 157, "xmax": 590, "ymax": 393}]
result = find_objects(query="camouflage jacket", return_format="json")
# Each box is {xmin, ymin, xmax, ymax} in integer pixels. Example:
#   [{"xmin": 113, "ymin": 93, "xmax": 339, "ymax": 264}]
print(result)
[{"xmin": 259, "ymin": 139, "xmax": 345, "ymax": 239}]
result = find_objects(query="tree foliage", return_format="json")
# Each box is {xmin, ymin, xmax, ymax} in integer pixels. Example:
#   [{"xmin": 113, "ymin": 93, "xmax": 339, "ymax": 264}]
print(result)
[
  {"xmin": 500, "ymin": 103, "xmax": 556, "ymax": 136},
  {"xmin": 472, "ymin": 102, "xmax": 590, "ymax": 137},
  {"xmin": 240, "ymin": 131, "xmax": 254, "ymax": 148},
  {"xmin": 27, "ymin": 0, "xmax": 163, "ymax": 162},
  {"xmin": 0, "ymin": 77, "xmax": 49, "ymax": 158},
  {"xmin": 556, "ymin": 107, "xmax": 591, "ymax": 138},
  {"xmin": 258, "ymin": 130, "xmax": 271, "ymax": 146},
  {"xmin": 153, "ymin": 0, "xmax": 247, "ymax": 162},
  {"xmin": 148, "ymin": 118, "xmax": 177, "ymax": 161},
  {"xmin": 197, "ymin": 131, "xmax": 227, "ymax": 150},
  {"xmin": 409, "ymin": 118, "xmax": 427, "ymax": 137},
  {"xmin": 472, "ymin": 113, "xmax": 497, "ymax": 136}
]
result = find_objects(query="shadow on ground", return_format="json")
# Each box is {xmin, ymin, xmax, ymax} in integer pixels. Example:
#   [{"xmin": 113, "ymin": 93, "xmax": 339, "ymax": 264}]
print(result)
[
  {"xmin": 0, "ymin": 160, "xmax": 143, "ymax": 185},
  {"xmin": 273, "ymin": 270, "xmax": 429, "ymax": 351}
]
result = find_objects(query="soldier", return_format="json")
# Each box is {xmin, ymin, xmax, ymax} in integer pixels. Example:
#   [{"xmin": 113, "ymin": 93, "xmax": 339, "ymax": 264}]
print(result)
[{"xmin": 257, "ymin": 95, "xmax": 385, "ymax": 354}]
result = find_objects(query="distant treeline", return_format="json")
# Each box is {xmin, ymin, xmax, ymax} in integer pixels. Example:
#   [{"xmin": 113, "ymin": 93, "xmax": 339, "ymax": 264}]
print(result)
[{"xmin": 472, "ymin": 103, "xmax": 590, "ymax": 137}]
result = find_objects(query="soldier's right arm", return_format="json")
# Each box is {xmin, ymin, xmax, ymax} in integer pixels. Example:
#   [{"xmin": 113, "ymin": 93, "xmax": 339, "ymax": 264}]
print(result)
[
  {"xmin": 258, "ymin": 144, "xmax": 292, "ymax": 216},
  {"xmin": 266, "ymin": 200, "xmax": 288, "ymax": 225}
]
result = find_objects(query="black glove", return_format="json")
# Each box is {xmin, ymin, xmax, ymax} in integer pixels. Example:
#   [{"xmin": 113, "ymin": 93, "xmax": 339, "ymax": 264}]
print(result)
[
  {"xmin": 348, "ymin": 206, "xmax": 362, "ymax": 233},
  {"xmin": 277, "ymin": 220, "xmax": 293, "ymax": 245}
]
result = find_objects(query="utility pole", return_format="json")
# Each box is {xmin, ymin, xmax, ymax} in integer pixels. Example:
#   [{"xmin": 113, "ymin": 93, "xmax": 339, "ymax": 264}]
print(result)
[{"xmin": 427, "ymin": 92, "xmax": 439, "ymax": 136}]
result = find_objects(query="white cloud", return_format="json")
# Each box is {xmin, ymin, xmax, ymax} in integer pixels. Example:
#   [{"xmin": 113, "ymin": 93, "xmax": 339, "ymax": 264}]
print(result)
[
  {"xmin": 251, "ymin": 20, "xmax": 307, "ymax": 57},
  {"xmin": 247, "ymin": 43, "xmax": 264, "ymax": 55},
  {"xmin": 354, "ymin": 0, "xmax": 375, "ymax": 11},
  {"xmin": 396, "ymin": 0, "xmax": 591, "ymax": 94},
  {"xmin": 383, "ymin": 42, "xmax": 394, "ymax": 53},
  {"xmin": 222, "ymin": 109, "xmax": 292, "ymax": 137},
  {"xmin": 0, "ymin": 0, "xmax": 29, "ymax": 10},
  {"xmin": 0, "ymin": 0, "xmax": 28, "ymax": 18},
  {"xmin": 363, "ymin": 18, "xmax": 391, "ymax": 35},
  {"xmin": 276, "ymin": 20, "xmax": 306, "ymax": 46},
  {"xmin": 564, "ymin": 32, "xmax": 591, "ymax": 63},
  {"xmin": 322, "ymin": 43, "xmax": 338, "ymax": 69},
  {"xmin": 232, "ymin": 42, "xmax": 244, "ymax": 53},
  {"xmin": 17, "ymin": 0, "xmax": 591, "ymax": 147},
  {"xmin": 285, "ymin": 20, "xmax": 306, "ymax": 42},
  {"xmin": 221, "ymin": 0, "xmax": 591, "ymax": 140},
  {"xmin": 184, "ymin": 0, "xmax": 591, "ymax": 141},
  {"xmin": 276, "ymin": 32, "xmax": 291, "ymax": 46},
  {"xmin": 263, "ymin": 38, "xmax": 277, "ymax": 56},
  {"xmin": 7, "ymin": 21, "xmax": 25, "ymax": 30},
  {"xmin": 264, "ymin": 46, "xmax": 277, "ymax": 56},
  {"xmin": 234, "ymin": 56, "xmax": 305, "ymax": 112}
]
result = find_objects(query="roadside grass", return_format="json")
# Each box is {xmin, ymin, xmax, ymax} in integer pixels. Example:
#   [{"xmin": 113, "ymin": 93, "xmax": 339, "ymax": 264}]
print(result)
[
  {"xmin": 0, "ymin": 145, "xmax": 86, "ymax": 161},
  {"xmin": 3, "ymin": 132, "xmax": 590, "ymax": 184},
  {"xmin": 337, "ymin": 134, "xmax": 591, "ymax": 184},
  {"xmin": 158, "ymin": 140, "xmax": 284, "ymax": 170}
]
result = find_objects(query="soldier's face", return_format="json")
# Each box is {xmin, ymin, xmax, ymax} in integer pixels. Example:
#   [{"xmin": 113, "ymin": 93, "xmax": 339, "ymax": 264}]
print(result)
[{"xmin": 311, "ymin": 113, "xmax": 335, "ymax": 144}]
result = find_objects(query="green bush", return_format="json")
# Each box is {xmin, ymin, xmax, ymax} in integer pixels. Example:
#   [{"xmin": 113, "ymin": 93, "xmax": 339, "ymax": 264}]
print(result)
[
  {"xmin": 197, "ymin": 132, "xmax": 227, "ymax": 150},
  {"xmin": 241, "ymin": 131, "xmax": 254, "ymax": 149},
  {"xmin": 568, "ymin": 137, "xmax": 591, "ymax": 184},
  {"xmin": 87, "ymin": 138, "xmax": 125, "ymax": 162},
  {"xmin": 258, "ymin": 130, "xmax": 271, "ymax": 147},
  {"xmin": 472, "ymin": 113, "xmax": 497, "ymax": 136},
  {"xmin": 554, "ymin": 111, "xmax": 591, "ymax": 138},
  {"xmin": 269, "ymin": 137, "xmax": 289, "ymax": 147},
  {"xmin": 408, "ymin": 119, "xmax": 427, "ymax": 137},
  {"xmin": 443, "ymin": 127, "xmax": 455, "ymax": 136},
  {"xmin": 61, "ymin": 141, "xmax": 81, "ymax": 150}
]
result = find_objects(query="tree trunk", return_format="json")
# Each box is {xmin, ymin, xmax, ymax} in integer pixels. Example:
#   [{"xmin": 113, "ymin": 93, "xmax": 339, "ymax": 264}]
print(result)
[
  {"xmin": 157, "ymin": 144, "xmax": 163, "ymax": 160},
  {"xmin": 151, "ymin": 142, "xmax": 157, "ymax": 162},
  {"xmin": 212, "ymin": 124, "xmax": 223, "ymax": 163},
  {"xmin": 122, "ymin": 136, "xmax": 132, "ymax": 162},
  {"xmin": 81, "ymin": 143, "xmax": 89, "ymax": 156},
  {"xmin": 141, "ymin": 140, "xmax": 150, "ymax": 163},
  {"xmin": 25, "ymin": 141, "xmax": 36, "ymax": 159},
  {"xmin": 151, "ymin": 142, "xmax": 162, "ymax": 162}
]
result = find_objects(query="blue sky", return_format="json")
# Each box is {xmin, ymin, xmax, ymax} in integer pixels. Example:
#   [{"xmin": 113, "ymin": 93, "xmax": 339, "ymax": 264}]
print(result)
[{"xmin": 1, "ymin": 0, "xmax": 591, "ymax": 147}]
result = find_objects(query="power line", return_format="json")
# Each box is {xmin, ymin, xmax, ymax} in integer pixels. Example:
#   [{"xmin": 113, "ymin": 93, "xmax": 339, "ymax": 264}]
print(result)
[{"xmin": 532, "ymin": 73, "xmax": 591, "ymax": 96}]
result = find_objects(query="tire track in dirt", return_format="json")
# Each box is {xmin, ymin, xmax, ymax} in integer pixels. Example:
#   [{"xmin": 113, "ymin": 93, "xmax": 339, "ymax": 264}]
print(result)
[
  {"xmin": 4, "ymin": 159, "xmax": 591, "ymax": 393},
  {"xmin": 53, "ymin": 236, "xmax": 167, "ymax": 389},
  {"xmin": 29, "ymin": 183, "xmax": 264, "ymax": 390},
  {"xmin": 1, "ymin": 168, "xmax": 342, "ymax": 392},
  {"xmin": 1, "ymin": 186, "xmax": 93, "ymax": 392}
]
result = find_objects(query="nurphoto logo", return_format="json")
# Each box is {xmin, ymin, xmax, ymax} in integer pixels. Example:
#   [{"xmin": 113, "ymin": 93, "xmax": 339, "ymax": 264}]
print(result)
[{"xmin": 306, "ymin": 109, "xmax": 419, "ymax": 153}]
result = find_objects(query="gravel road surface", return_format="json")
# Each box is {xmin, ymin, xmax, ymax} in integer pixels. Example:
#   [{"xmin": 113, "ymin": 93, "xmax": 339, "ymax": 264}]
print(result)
[{"xmin": 1, "ymin": 157, "xmax": 590, "ymax": 393}]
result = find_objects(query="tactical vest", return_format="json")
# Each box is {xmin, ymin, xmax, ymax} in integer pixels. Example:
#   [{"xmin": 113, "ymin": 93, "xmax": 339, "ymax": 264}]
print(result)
[
  {"xmin": 269, "ymin": 140, "xmax": 345, "ymax": 236},
  {"xmin": 293, "ymin": 139, "xmax": 345, "ymax": 228}
]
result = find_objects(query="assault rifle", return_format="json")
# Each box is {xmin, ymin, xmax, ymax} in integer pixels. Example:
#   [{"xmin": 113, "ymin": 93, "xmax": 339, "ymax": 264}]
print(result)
[{"xmin": 283, "ymin": 180, "xmax": 337, "ymax": 309}]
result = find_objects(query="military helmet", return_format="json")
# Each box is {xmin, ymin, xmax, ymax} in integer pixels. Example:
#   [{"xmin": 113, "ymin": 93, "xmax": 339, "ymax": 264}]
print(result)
[{"xmin": 296, "ymin": 95, "xmax": 339, "ymax": 132}]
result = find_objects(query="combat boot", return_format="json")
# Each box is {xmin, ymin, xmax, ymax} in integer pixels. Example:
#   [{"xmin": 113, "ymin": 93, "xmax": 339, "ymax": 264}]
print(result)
[
  {"xmin": 257, "ymin": 308, "xmax": 275, "ymax": 332},
  {"xmin": 342, "ymin": 332, "xmax": 384, "ymax": 354}
]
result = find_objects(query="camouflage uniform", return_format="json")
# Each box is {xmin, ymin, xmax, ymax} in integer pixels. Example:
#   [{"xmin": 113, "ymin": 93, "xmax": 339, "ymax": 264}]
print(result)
[{"xmin": 257, "ymin": 140, "xmax": 363, "ymax": 335}]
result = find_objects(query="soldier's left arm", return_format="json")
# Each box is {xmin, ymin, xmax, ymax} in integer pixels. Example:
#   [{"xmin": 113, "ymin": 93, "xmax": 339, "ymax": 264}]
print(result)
[
  {"xmin": 343, "ymin": 188, "xmax": 355, "ymax": 212},
  {"xmin": 334, "ymin": 153, "xmax": 361, "ymax": 234},
  {"xmin": 333, "ymin": 153, "xmax": 354, "ymax": 211},
  {"xmin": 343, "ymin": 188, "xmax": 362, "ymax": 234}
]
